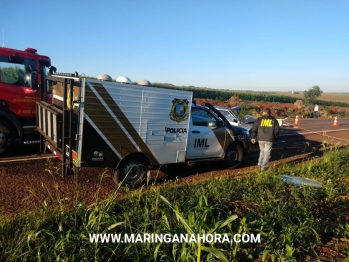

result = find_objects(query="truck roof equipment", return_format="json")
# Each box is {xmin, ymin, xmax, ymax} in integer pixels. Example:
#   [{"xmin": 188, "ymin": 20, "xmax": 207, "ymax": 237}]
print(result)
[{"xmin": 116, "ymin": 76, "xmax": 131, "ymax": 84}]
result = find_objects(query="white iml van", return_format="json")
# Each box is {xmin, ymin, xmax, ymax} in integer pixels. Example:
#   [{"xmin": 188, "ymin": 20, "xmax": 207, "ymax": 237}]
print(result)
[{"xmin": 36, "ymin": 74, "xmax": 251, "ymax": 187}]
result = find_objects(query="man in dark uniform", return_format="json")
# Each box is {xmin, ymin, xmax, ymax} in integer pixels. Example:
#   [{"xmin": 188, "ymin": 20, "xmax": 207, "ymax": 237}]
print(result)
[{"xmin": 251, "ymin": 108, "xmax": 280, "ymax": 171}]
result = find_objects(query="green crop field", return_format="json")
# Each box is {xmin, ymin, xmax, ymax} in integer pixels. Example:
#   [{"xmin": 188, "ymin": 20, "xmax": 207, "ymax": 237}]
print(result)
[
  {"xmin": 246, "ymin": 91, "xmax": 349, "ymax": 103},
  {"xmin": 152, "ymin": 83, "xmax": 349, "ymax": 108}
]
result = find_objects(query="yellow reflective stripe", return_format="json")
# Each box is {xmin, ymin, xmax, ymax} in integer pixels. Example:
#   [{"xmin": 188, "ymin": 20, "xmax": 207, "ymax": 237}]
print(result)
[{"xmin": 260, "ymin": 119, "xmax": 272, "ymax": 127}]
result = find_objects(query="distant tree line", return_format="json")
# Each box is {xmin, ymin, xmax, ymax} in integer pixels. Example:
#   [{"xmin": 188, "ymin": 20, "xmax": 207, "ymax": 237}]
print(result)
[
  {"xmin": 152, "ymin": 83, "xmax": 298, "ymax": 103},
  {"xmin": 152, "ymin": 83, "xmax": 349, "ymax": 107}
]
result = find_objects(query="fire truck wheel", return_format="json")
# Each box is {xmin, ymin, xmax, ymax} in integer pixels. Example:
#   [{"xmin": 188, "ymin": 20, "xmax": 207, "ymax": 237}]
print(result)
[
  {"xmin": 114, "ymin": 156, "xmax": 148, "ymax": 188},
  {"xmin": 224, "ymin": 143, "xmax": 243, "ymax": 169},
  {"xmin": 0, "ymin": 121, "xmax": 15, "ymax": 156}
]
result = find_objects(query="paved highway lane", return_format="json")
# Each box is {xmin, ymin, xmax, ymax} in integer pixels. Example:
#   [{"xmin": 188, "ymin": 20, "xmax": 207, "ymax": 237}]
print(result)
[{"xmin": 279, "ymin": 117, "xmax": 349, "ymax": 136}]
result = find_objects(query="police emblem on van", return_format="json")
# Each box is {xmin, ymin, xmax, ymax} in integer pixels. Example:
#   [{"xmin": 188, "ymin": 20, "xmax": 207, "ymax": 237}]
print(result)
[{"xmin": 169, "ymin": 99, "xmax": 189, "ymax": 123}]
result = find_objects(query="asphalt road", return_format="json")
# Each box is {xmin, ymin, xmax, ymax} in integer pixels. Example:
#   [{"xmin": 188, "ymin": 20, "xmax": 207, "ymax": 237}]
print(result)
[{"xmin": 279, "ymin": 117, "xmax": 349, "ymax": 136}]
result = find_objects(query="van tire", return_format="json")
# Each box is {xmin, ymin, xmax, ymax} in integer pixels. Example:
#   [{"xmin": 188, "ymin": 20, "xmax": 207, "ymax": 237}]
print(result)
[
  {"xmin": 224, "ymin": 143, "xmax": 243, "ymax": 168},
  {"xmin": 0, "ymin": 121, "xmax": 15, "ymax": 156},
  {"xmin": 113, "ymin": 156, "xmax": 148, "ymax": 188}
]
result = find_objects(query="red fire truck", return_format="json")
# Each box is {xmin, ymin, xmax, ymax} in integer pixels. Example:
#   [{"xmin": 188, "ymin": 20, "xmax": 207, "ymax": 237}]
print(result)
[{"xmin": 0, "ymin": 47, "xmax": 53, "ymax": 156}]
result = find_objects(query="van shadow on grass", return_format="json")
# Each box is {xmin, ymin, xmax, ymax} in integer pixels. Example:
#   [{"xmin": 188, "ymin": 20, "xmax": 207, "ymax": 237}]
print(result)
[{"xmin": 148, "ymin": 134, "xmax": 337, "ymax": 184}]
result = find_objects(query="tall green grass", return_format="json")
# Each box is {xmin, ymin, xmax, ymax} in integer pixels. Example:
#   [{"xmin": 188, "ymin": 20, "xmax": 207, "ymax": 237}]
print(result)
[{"xmin": 1, "ymin": 147, "xmax": 349, "ymax": 261}]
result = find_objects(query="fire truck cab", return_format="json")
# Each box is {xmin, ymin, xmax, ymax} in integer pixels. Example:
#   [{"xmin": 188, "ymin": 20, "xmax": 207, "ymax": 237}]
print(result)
[{"xmin": 0, "ymin": 47, "xmax": 53, "ymax": 156}]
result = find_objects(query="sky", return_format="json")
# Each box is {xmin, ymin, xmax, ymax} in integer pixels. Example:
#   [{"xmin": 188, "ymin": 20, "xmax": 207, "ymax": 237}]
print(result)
[{"xmin": 1, "ymin": 0, "xmax": 348, "ymax": 92}]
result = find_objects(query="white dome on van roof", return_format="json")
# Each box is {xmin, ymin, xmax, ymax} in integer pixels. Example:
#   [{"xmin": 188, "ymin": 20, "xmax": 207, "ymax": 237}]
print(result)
[
  {"xmin": 138, "ymin": 80, "xmax": 152, "ymax": 86},
  {"xmin": 97, "ymin": 74, "xmax": 112, "ymax": 81},
  {"xmin": 116, "ymin": 76, "xmax": 131, "ymax": 84}
]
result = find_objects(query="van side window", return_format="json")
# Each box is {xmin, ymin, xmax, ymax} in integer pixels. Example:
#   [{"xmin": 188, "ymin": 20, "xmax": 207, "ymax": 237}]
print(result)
[{"xmin": 191, "ymin": 108, "xmax": 219, "ymax": 128}]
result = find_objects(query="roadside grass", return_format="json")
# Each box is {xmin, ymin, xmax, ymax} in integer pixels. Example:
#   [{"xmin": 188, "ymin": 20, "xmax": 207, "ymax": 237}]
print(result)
[{"xmin": 1, "ymin": 147, "xmax": 349, "ymax": 261}]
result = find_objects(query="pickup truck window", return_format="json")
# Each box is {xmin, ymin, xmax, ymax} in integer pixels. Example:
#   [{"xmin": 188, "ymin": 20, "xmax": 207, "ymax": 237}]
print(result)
[
  {"xmin": 191, "ymin": 107, "xmax": 219, "ymax": 128},
  {"xmin": 219, "ymin": 110, "xmax": 236, "ymax": 122}
]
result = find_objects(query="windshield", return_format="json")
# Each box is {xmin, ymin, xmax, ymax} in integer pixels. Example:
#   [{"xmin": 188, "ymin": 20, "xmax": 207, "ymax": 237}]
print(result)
[
  {"xmin": 219, "ymin": 110, "xmax": 237, "ymax": 123},
  {"xmin": 191, "ymin": 107, "xmax": 220, "ymax": 128},
  {"xmin": 0, "ymin": 56, "xmax": 37, "ymax": 88}
]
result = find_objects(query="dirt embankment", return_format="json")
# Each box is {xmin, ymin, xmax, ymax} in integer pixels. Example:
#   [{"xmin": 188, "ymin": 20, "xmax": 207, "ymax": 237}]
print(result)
[{"xmin": 194, "ymin": 97, "xmax": 349, "ymax": 118}]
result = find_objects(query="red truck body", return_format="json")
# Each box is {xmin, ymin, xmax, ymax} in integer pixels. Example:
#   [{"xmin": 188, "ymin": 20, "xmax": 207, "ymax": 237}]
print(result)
[{"xmin": 0, "ymin": 47, "xmax": 52, "ymax": 156}]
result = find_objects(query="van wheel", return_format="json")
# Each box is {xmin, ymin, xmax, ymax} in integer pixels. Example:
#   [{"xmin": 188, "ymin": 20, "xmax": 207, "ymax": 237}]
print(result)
[
  {"xmin": 224, "ymin": 143, "xmax": 243, "ymax": 168},
  {"xmin": 0, "ymin": 121, "xmax": 15, "ymax": 156},
  {"xmin": 113, "ymin": 156, "xmax": 148, "ymax": 188}
]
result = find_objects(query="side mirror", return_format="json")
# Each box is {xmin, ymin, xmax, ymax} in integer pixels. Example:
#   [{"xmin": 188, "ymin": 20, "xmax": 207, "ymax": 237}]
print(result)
[
  {"xmin": 49, "ymin": 66, "xmax": 57, "ymax": 74},
  {"xmin": 208, "ymin": 122, "xmax": 217, "ymax": 128}
]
